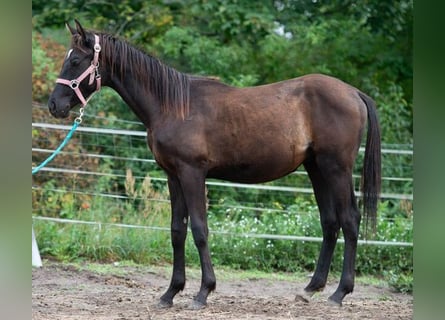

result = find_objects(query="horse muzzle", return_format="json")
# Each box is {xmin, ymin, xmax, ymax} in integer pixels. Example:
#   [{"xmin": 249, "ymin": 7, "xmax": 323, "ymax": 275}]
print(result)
[{"xmin": 48, "ymin": 98, "xmax": 71, "ymax": 119}]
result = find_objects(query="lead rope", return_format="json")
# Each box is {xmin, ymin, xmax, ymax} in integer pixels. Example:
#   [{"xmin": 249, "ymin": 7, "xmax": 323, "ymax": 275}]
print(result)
[{"xmin": 32, "ymin": 108, "xmax": 84, "ymax": 175}]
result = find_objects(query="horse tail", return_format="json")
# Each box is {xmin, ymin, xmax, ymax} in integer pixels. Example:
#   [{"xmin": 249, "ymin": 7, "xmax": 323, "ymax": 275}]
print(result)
[{"xmin": 358, "ymin": 91, "xmax": 381, "ymax": 234}]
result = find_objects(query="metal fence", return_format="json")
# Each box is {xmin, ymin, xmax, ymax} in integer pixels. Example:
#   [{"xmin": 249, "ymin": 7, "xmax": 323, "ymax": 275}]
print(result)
[{"xmin": 32, "ymin": 109, "xmax": 413, "ymax": 248}]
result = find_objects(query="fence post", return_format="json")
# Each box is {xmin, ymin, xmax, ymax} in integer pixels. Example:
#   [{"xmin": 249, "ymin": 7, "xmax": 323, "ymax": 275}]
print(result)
[{"xmin": 32, "ymin": 226, "xmax": 42, "ymax": 267}]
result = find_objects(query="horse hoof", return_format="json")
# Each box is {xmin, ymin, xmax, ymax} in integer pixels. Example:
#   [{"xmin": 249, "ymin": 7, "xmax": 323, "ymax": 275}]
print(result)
[
  {"xmin": 188, "ymin": 299, "xmax": 206, "ymax": 310},
  {"xmin": 295, "ymin": 290, "xmax": 313, "ymax": 303},
  {"xmin": 327, "ymin": 296, "xmax": 342, "ymax": 307},
  {"xmin": 157, "ymin": 299, "xmax": 173, "ymax": 309}
]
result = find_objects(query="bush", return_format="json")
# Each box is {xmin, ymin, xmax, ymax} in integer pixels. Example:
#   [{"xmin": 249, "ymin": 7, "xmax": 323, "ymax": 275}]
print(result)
[{"xmin": 32, "ymin": 31, "xmax": 61, "ymax": 101}]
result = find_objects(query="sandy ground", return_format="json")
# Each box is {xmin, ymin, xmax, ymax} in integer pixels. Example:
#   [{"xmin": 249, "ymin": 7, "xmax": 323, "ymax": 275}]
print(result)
[{"xmin": 32, "ymin": 261, "xmax": 412, "ymax": 320}]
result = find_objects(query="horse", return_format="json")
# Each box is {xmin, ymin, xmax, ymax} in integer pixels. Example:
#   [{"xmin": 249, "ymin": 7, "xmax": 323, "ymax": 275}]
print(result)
[{"xmin": 47, "ymin": 20, "xmax": 381, "ymax": 309}]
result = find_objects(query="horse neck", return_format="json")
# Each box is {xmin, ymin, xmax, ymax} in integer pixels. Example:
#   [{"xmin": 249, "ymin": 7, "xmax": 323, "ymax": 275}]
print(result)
[
  {"xmin": 98, "ymin": 35, "xmax": 190, "ymax": 128},
  {"xmin": 105, "ymin": 71, "xmax": 162, "ymax": 129},
  {"xmin": 98, "ymin": 39, "xmax": 164, "ymax": 129}
]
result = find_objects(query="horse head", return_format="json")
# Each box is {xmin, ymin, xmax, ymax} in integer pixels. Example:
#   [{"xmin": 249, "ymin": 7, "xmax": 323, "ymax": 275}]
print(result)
[{"xmin": 48, "ymin": 20, "xmax": 101, "ymax": 118}]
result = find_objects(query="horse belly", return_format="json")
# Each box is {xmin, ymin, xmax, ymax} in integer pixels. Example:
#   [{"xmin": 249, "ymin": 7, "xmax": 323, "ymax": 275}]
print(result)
[{"xmin": 208, "ymin": 146, "xmax": 306, "ymax": 183}]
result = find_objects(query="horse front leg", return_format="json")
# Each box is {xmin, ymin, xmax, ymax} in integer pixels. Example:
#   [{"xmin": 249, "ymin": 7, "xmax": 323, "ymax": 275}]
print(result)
[
  {"xmin": 179, "ymin": 166, "xmax": 216, "ymax": 309},
  {"xmin": 159, "ymin": 175, "xmax": 188, "ymax": 308}
]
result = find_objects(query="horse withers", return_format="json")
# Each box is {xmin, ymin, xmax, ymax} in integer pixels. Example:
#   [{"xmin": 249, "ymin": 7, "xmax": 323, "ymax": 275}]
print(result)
[{"xmin": 47, "ymin": 20, "xmax": 381, "ymax": 309}]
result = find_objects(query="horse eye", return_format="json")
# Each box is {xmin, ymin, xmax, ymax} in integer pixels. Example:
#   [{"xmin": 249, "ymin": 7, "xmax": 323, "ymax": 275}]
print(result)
[{"xmin": 70, "ymin": 58, "xmax": 80, "ymax": 66}]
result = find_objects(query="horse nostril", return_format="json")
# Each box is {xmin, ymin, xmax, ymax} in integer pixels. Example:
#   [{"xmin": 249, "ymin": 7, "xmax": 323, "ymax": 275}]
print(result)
[{"xmin": 49, "ymin": 99, "xmax": 56, "ymax": 113}]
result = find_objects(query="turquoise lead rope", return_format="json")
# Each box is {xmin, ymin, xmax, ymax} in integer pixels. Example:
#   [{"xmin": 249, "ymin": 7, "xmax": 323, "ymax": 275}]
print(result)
[{"xmin": 32, "ymin": 108, "xmax": 84, "ymax": 175}]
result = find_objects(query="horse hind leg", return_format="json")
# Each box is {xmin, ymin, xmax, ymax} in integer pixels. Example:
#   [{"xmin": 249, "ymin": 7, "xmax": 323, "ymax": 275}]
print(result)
[
  {"xmin": 328, "ymin": 181, "xmax": 361, "ymax": 306},
  {"xmin": 300, "ymin": 153, "xmax": 360, "ymax": 306},
  {"xmin": 296, "ymin": 157, "xmax": 340, "ymax": 303}
]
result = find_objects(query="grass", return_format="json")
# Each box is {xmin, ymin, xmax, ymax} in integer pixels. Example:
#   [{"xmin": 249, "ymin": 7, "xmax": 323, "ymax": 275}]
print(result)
[
  {"xmin": 355, "ymin": 274, "xmax": 388, "ymax": 288},
  {"xmin": 38, "ymin": 258, "xmax": 403, "ymax": 296},
  {"xmin": 32, "ymin": 168, "xmax": 412, "ymax": 294}
]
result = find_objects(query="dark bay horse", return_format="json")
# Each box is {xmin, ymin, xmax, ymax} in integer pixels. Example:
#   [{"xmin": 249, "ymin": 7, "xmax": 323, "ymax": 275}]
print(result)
[{"xmin": 48, "ymin": 20, "xmax": 381, "ymax": 308}]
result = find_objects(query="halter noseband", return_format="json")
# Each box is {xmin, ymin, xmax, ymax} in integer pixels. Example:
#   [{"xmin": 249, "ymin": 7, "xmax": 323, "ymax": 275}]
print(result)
[{"xmin": 56, "ymin": 34, "xmax": 101, "ymax": 106}]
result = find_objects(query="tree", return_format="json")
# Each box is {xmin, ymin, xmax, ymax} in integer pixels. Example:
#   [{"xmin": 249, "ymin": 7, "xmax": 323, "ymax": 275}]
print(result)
[{"xmin": 32, "ymin": 0, "xmax": 412, "ymax": 143}]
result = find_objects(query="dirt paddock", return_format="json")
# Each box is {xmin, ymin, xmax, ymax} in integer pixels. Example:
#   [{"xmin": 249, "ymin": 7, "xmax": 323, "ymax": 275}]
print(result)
[{"xmin": 32, "ymin": 261, "xmax": 412, "ymax": 320}]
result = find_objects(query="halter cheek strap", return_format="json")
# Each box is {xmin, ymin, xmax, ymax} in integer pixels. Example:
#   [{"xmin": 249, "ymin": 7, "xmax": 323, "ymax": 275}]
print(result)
[{"xmin": 56, "ymin": 34, "xmax": 101, "ymax": 106}]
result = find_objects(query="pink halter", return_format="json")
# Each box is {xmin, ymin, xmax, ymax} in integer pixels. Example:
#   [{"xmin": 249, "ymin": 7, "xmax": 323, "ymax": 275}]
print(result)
[{"xmin": 56, "ymin": 34, "xmax": 101, "ymax": 106}]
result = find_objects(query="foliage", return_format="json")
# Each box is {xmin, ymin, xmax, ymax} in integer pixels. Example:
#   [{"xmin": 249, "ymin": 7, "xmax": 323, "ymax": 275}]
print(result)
[
  {"xmin": 32, "ymin": 0, "xmax": 413, "ymax": 145},
  {"xmin": 32, "ymin": 31, "xmax": 61, "ymax": 101},
  {"xmin": 386, "ymin": 270, "xmax": 413, "ymax": 294},
  {"xmin": 34, "ymin": 170, "xmax": 172, "ymax": 263}
]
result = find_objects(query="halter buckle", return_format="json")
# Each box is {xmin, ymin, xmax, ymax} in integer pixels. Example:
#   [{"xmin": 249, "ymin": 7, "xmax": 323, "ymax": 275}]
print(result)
[{"xmin": 70, "ymin": 80, "xmax": 79, "ymax": 89}]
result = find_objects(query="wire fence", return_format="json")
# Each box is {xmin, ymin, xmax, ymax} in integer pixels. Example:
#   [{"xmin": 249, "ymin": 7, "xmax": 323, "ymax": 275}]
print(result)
[{"xmin": 32, "ymin": 106, "xmax": 413, "ymax": 248}]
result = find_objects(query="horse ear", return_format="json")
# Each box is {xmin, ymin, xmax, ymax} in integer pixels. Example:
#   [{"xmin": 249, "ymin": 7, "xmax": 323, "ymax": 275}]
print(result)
[
  {"xmin": 74, "ymin": 19, "xmax": 87, "ymax": 43},
  {"xmin": 65, "ymin": 21, "xmax": 76, "ymax": 35}
]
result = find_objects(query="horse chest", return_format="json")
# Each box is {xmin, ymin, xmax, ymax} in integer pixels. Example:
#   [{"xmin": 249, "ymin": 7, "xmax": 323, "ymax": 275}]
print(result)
[{"xmin": 148, "ymin": 129, "xmax": 208, "ymax": 174}]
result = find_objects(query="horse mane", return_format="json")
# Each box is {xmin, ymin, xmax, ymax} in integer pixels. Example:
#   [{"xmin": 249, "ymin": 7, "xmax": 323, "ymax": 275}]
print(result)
[{"xmin": 73, "ymin": 32, "xmax": 190, "ymax": 119}]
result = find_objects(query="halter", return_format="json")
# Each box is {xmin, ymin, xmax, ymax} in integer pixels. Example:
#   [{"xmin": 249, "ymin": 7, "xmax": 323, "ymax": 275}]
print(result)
[{"xmin": 56, "ymin": 34, "xmax": 101, "ymax": 107}]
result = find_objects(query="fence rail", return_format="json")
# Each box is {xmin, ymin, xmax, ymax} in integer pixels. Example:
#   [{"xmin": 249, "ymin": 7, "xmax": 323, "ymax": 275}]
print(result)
[
  {"xmin": 32, "ymin": 118, "xmax": 413, "ymax": 249},
  {"xmin": 32, "ymin": 122, "xmax": 413, "ymax": 201},
  {"xmin": 32, "ymin": 122, "xmax": 414, "ymax": 155},
  {"xmin": 32, "ymin": 216, "xmax": 413, "ymax": 247},
  {"xmin": 32, "ymin": 166, "xmax": 412, "ymax": 201}
]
